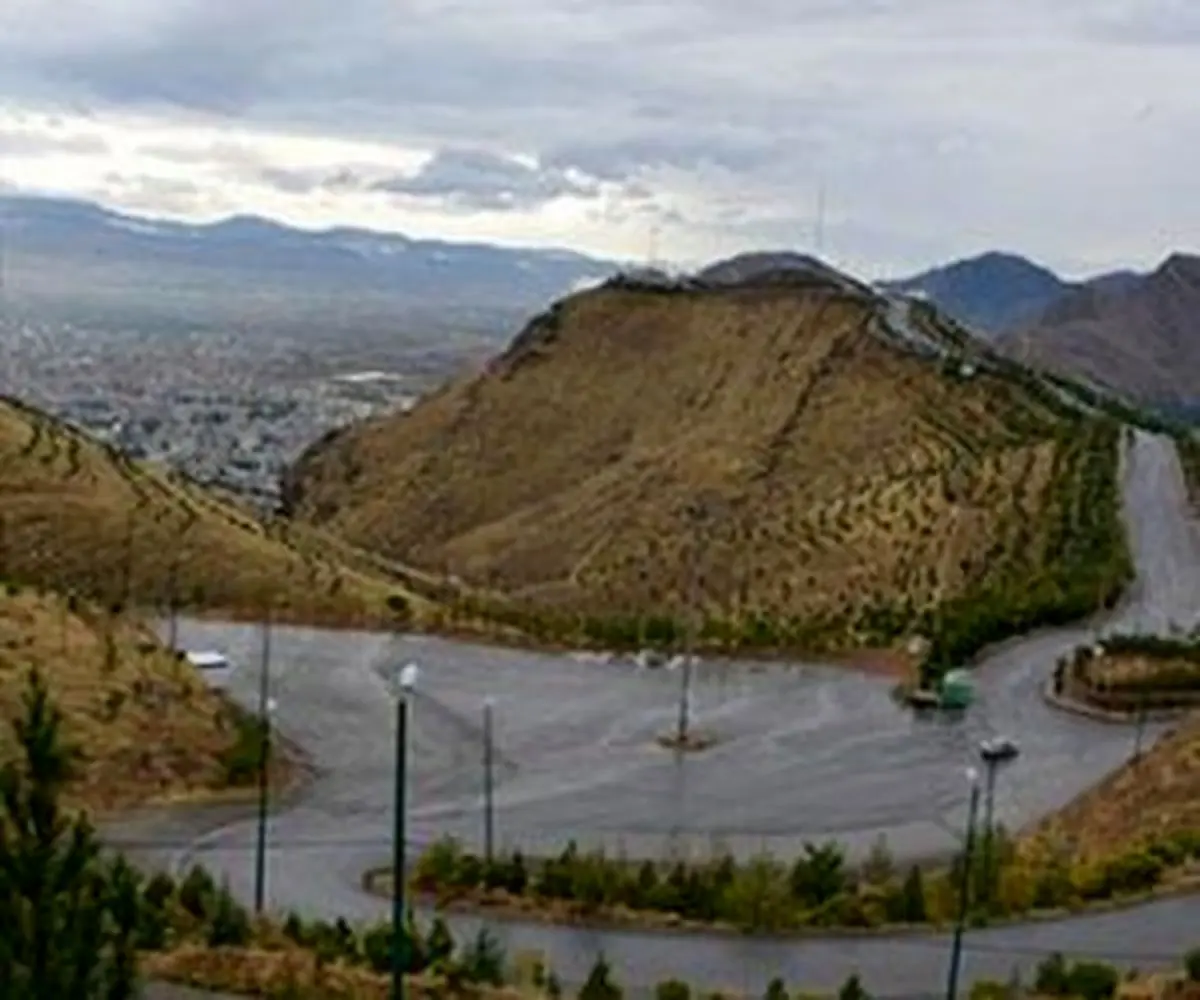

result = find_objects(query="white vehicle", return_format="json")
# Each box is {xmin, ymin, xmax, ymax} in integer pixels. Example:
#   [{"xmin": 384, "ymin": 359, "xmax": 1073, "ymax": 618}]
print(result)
[
  {"xmin": 184, "ymin": 650, "xmax": 234, "ymax": 689},
  {"xmin": 980, "ymin": 735, "xmax": 1020, "ymax": 763}
]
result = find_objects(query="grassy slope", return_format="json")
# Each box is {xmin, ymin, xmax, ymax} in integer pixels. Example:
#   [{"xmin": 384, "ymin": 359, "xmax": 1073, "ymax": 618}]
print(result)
[
  {"xmin": 288, "ymin": 282, "xmax": 1128, "ymax": 657},
  {"xmin": 0, "ymin": 396, "xmax": 426, "ymax": 629},
  {"xmin": 1024, "ymin": 712, "xmax": 1200, "ymax": 862},
  {"xmin": 0, "ymin": 587, "xmax": 245, "ymax": 812}
]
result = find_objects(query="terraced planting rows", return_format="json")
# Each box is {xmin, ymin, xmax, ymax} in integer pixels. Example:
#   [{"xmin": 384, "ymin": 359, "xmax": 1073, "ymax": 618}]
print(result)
[
  {"xmin": 430, "ymin": 367, "xmax": 1128, "ymax": 673},
  {"xmin": 0, "ymin": 397, "xmax": 420, "ymax": 628}
]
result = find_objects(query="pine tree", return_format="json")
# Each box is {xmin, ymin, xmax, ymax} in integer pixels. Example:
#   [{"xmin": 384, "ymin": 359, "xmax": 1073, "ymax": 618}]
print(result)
[
  {"xmin": 579, "ymin": 952, "xmax": 623, "ymax": 1000},
  {"xmin": 0, "ymin": 669, "xmax": 139, "ymax": 999}
]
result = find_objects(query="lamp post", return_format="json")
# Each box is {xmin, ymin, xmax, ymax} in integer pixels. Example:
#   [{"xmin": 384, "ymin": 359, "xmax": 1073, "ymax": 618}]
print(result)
[
  {"xmin": 483, "ymin": 697, "xmax": 495, "ymax": 865},
  {"xmin": 945, "ymin": 767, "xmax": 982, "ymax": 1000},
  {"xmin": 389, "ymin": 662, "xmax": 419, "ymax": 1000},
  {"xmin": 253, "ymin": 614, "xmax": 274, "ymax": 915},
  {"xmin": 977, "ymin": 738, "xmax": 1019, "ymax": 911},
  {"xmin": 252, "ymin": 695, "xmax": 277, "ymax": 913},
  {"xmin": 675, "ymin": 495, "xmax": 724, "ymax": 747}
]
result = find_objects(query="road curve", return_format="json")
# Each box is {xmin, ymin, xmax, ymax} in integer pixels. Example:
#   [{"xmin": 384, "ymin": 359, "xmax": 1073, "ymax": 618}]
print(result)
[{"xmin": 109, "ymin": 431, "xmax": 1200, "ymax": 994}]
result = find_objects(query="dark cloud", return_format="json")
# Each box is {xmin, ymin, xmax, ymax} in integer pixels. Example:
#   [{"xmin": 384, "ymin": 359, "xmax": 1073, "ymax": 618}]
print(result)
[{"xmin": 372, "ymin": 148, "xmax": 600, "ymax": 212}]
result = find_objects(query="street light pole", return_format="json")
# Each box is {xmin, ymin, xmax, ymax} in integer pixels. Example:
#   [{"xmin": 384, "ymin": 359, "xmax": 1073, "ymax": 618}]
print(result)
[
  {"xmin": 945, "ymin": 768, "xmax": 982, "ymax": 1000},
  {"xmin": 1133, "ymin": 694, "xmax": 1148, "ymax": 763},
  {"xmin": 253, "ymin": 615, "xmax": 273, "ymax": 914},
  {"xmin": 979, "ymin": 756, "xmax": 999, "ymax": 909},
  {"xmin": 391, "ymin": 663, "xmax": 419, "ymax": 1000},
  {"xmin": 676, "ymin": 499, "xmax": 713, "ymax": 746},
  {"xmin": 483, "ymin": 697, "xmax": 495, "ymax": 865}
]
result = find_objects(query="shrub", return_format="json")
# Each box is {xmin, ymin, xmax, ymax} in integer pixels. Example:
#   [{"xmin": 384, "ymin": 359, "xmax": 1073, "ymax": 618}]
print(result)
[
  {"xmin": 656, "ymin": 979, "xmax": 692, "ymax": 1000},
  {"xmin": 178, "ymin": 864, "xmax": 217, "ymax": 920},
  {"xmin": 1066, "ymin": 961, "xmax": 1119, "ymax": 1000},
  {"xmin": 204, "ymin": 883, "xmax": 252, "ymax": 947},
  {"xmin": 579, "ymin": 953, "xmax": 623, "ymax": 1000},
  {"xmin": 1184, "ymin": 947, "xmax": 1200, "ymax": 982}
]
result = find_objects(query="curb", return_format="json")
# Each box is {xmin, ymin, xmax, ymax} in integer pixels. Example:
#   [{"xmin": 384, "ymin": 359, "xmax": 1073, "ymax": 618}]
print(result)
[{"xmin": 1041, "ymin": 680, "xmax": 1190, "ymax": 725}]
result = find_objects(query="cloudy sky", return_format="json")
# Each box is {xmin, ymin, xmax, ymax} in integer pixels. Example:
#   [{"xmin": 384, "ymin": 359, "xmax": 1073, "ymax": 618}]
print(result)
[{"xmin": 0, "ymin": 0, "xmax": 1196, "ymax": 276}]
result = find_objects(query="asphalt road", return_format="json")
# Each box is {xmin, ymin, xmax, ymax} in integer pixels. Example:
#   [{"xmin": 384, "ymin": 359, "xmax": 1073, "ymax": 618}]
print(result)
[{"xmin": 111, "ymin": 431, "xmax": 1200, "ymax": 995}]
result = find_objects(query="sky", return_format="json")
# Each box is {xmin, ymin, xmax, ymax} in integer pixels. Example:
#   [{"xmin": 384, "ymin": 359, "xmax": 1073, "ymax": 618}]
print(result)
[{"xmin": 0, "ymin": 0, "xmax": 1197, "ymax": 278}]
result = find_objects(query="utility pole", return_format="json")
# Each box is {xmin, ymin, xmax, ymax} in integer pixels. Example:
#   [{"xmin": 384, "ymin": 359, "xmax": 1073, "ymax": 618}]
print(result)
[
  {"xmin": 979, "ymin": 756, "xmax": 999, "ymax": 909},
  {"xmin": 166, "ymin": 551, "xmax": 180, "ymax": 652},
  {"xmin": 253, "ymin": 612, "xmax": 273, "ymax": 914},
  {"xmin": 946, "ymin": 770, "xmax": 982, "ymax": 1000},
  {"xmin": 1133, "ymin": 694, "xmax": 1148, "ymax": 763},
  {"xmin": 483, "ymin": 697, "xmax": 495, "ymax": 865},
  {"xmin": 390, "ymin": 663, "xmax": 419, "ymax": 1000},
  {"xmin": 119, "ymin": 507, "xmax": 135, "ymax": 609},
  {"xmin": 674, "ymin": 496, "xmax": 725, "ymax": 747}
]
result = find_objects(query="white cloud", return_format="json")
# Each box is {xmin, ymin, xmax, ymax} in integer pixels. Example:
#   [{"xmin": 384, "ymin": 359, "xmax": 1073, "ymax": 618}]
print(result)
[{"xmin": 0, "ymin": 0, "xmax": 1197, "ymax": 275}]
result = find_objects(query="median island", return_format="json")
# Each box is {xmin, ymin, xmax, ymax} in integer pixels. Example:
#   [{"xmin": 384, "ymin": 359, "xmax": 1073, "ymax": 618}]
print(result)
[{"xmin": 1053, "ymin": 632, "xmax": 1200, "ymax": 717}]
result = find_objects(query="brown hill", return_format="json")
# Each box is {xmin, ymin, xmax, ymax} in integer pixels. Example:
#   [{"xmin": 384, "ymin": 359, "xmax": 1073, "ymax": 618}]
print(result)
[
  {"xmin": 1001, "ymin": 253, "xmax": 1200, "ymax": 405},
  {"xmin": 0, "ymin": 396, "xmax": 424, "ymax": 629},
  {"xmin": 0, "ymin": 587, "xmax": 252, "ymax": 812},
  {"xmin": 1024, "ymin": 709, "xmax": 1200, "ymax": 863},
  {"xmin": 285, "ymin": 277, "xmax": 1130, "ymax": 659}
]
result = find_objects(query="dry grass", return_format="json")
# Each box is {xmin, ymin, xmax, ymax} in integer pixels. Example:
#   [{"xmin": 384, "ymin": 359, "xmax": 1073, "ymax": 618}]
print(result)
[
  {"xmin": 1086, "ymin": 652, "xmax": 1200, "ymax": 686},
  {"xmin": 1022, "ymin": 711, "xmax": 1200, "ymax": 863},
  {"xmin": 289, "ymin": 283, "xmax": 1108, "ymax": 648},
  {"xmin": 0, "ymin": 586, "xmax": 261, "ymax": 813},
  {"xmin": 0, "ymin": 396, "xmax": 428, "ymax": 629},
  {"xmin": 143, "ymin": 945, "xmax": 534, "ymax": 999}
]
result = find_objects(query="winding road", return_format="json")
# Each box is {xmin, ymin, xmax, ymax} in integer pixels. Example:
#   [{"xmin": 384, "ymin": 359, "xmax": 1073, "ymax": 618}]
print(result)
[{"xmin": 111, "ymin": 431, "xmax": 1200, "ymax": 995}]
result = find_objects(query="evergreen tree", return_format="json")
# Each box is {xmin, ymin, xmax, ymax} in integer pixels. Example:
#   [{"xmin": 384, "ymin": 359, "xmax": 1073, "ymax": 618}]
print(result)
[
  {"xmin": 898, "ymin": 865, "xmax": 927, "ymax": 923},
  {"xmin": 579, "ymin": 953, "xmax": 623, "ymax": 1000},
  {"xmin": 837, "ymin": 973, "xmax": 871, "ymax": 1000},
  {"xmin": 0, "ymin": 669, "xmax": 139, "ymax": 1000}
]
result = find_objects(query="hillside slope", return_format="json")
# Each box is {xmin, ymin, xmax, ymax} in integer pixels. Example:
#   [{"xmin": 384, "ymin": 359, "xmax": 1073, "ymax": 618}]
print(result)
[
  {"xmin": 0, "ymin": 588, "xmax": 246, "ymax": 812},
  {"xmin": 1001, "ymin": 253, "xmax": 1200, "ymax": 405},
  {"xmin": 287, "ymin": 272, "xmax": 1131, "ymax": 661},
  {"xmin": 0, "ymin": 396, "xmax": 421, "ymax": 628}
]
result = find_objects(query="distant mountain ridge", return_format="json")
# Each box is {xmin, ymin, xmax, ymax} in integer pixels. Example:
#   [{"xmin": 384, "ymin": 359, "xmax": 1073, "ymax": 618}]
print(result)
[
  {"xmin": 882, "ymin": 251, "xmax": 1075, "ymax": 335},
  {"xmin": 999, "ymin": 253, "xmax": 1200, "ymax": 406},
  {"xmin": 0, "ymin": 194, "xmax": 621, "ymax": 335}
]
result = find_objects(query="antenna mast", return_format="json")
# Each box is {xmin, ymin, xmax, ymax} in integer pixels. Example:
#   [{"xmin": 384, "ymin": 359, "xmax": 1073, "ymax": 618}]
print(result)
[{"xmin": 815, "ymin": 181, "xmax": 826, "ymax": 257}]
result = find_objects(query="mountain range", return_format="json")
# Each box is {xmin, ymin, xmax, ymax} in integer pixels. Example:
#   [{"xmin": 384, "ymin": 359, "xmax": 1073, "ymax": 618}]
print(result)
[
  {"xmin": 1, "ymin": 193, "xmax": 1196, "ymax": 406},
  {"xmin": 0, "ymin": 194, "xmax": 619, "ymax": 337}
]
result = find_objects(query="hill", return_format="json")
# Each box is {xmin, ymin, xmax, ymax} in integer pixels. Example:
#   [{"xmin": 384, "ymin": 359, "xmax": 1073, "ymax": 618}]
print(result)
[
  {"xmin": 1000, "ymin": 254, "xmax": 1200, "ymax": 405},
  {"xmin": 1024, "ymin": 709, "xmax": 1200, "ymax": 863},
  {"xmin": 285, "ymin": 267, "xmax": 1132, "ymax": 666},
  {"xmin": 882, "ymin": 251, "xmax": 1072, "ymax": 335},
  {"xmin": 0, "ymin": 193, "xmax": 618, "ymax": 336},
  {"xmin": 0, "ymin": 587, "xmax": 255, "ymax": 812},
  {"xmin": 0, "ymin": 395, "xmax": 422, "ymax": 628}
]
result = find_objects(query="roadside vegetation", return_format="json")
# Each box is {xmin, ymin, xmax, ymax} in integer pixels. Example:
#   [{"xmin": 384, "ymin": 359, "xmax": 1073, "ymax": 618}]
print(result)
[
  {"xmin": 397, "ymin": 823, "xmax": 1199, "ymax": 937},
  {"xmin": 5, "ymin": 667, "xmax": 1196, "ymax": 1000},
  {"xmin": 0, "ymin": 585, "xmax": 286, "ymax": 812},
  {"xmin": 0, "ymin": 395, "xmax": 423, "ymax": 629},
  {"xmin": 1054, "ymin": 632, "xmax": 1200, "ymax": 713}
]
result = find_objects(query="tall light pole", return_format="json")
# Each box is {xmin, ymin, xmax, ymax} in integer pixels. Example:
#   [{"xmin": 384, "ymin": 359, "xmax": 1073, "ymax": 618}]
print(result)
[
  {"xmin": 945, "ymin": 767, "xmax": 982, "ymax": 1000},
  {"xmin": 482, "ymin": 697, "xmax": 495, "ymax": 864},
  {"xmin": 676, "ymin": 497, "xmax": 718, "ymax": 746},
  {"xmin": 389, "ymin": 662, "xmax": 419, "ymax": 1000},
  {"xmin": 253, "ymin": 615, "xmax": 274, "ymax": 915},
  {"xmin": 978, "ymin": 739, "xmax": 1019, "ymax": 911}
]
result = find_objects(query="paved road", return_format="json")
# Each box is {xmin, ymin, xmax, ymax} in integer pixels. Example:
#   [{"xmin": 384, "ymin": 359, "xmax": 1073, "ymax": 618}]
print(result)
[{"xmin": 111, "ymin": 431, "xmax": 1200, "ymax": 995}]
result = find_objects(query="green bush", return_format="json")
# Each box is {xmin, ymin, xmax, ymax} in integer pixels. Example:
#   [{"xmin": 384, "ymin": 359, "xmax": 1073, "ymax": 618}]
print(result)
[
  {"xmin": 656, "ymin": 979, "xmax": 692, "ymax": 1000},
  {"xmin": 1184, "ymin": 947, "xmax": 1200, "ymax": 982},
  {"xmin": 204, "ymin": 884, "xmax": 252, "ymax": 948}
]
